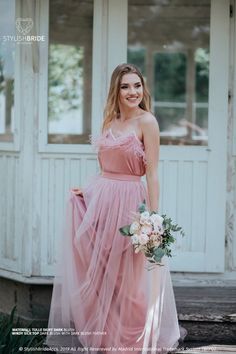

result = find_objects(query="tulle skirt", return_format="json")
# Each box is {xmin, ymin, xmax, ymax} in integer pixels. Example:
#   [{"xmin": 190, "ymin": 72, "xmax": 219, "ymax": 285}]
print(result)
[{"xmin": 45, "ymin": 174, "xmax": 187, "ymax": 354}]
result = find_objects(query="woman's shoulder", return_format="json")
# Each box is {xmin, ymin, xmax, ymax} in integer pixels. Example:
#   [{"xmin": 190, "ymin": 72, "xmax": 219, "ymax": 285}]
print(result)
[
  {"xmin": 139, "ymin": 110, "xmax": 157, "ymax": 120},
  {"xmin": 139, "ymin": 111, "xmax": 159, "ymax": 129}
]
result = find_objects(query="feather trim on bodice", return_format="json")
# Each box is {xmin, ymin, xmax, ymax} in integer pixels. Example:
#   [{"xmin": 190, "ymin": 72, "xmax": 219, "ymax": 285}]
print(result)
[{"xmin": 89, "ymin": 130, "xmax": 147, "ymax": 166}]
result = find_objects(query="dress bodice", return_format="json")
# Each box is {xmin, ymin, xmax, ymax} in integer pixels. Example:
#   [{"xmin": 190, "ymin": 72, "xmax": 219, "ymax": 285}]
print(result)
[{"xmin": 89, "ymin": 129, "xmax": 147, "ymax": 177}]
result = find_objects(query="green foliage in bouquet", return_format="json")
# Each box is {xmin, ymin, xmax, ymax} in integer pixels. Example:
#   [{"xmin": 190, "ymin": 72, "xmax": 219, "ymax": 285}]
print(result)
[
  {"xmin": 137, "ymin": 201, "xmax": 146, "ymax": 214},
  {"xmin": 160, "ymin": 215, "xmax": 185, "ymax": 254}
]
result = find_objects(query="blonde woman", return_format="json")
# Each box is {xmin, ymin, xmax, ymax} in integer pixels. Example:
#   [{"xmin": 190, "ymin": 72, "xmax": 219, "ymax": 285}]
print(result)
[{"xmin": 46, "ymin": 64, "xmax": 187, "ymax": 354}]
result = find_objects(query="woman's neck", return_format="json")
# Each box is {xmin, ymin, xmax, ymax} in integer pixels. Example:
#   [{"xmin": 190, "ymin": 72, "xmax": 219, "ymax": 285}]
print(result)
[{"xmin": 118, "ymin": 107, "xmax": 142, "ymax": 122}]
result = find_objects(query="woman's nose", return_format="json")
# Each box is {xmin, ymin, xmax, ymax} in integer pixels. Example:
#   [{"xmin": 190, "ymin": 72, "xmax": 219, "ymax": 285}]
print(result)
[{"xmin": 128, "ymin": 86, "xmax": 136, "ymax": 94}]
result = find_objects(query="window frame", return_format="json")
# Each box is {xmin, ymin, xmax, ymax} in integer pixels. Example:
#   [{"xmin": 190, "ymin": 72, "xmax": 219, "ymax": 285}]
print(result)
[
  {"xmin": 38, "ymin": 0, "xmax": 95, "ymax": 153},
  {"xmin": 38, "ymin": 0, "xmax": 128, "ymax": 154}
]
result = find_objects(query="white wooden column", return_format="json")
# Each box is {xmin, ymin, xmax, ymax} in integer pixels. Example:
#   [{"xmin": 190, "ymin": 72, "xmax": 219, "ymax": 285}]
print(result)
[
  {"xmin": 107, "ymin": 0, "xmax": 128, "ymax": 80},
  {"xmin": 19, "ymin": 0, "xmax": 40, "ymax": 277},
  {"xmin": 91, "ymin": 0, "xmax": 108, "ymax": 133},
  {"xmin": 204, "ymin": 0, "xmax": 230, "ymax": 271},
  {"xmin": 92, "ymin": 0, "xmax": 128, "ymax": 133}
]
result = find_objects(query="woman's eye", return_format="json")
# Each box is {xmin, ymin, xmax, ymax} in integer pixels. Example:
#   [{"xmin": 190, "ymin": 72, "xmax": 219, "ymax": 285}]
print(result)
[{"xmin": 121, "ymin": 84, "xmax": 141, "ymax": 89}]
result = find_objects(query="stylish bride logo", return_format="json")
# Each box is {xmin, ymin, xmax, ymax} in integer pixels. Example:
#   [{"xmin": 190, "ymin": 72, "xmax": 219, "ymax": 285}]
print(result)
[
  {"xmin": 1, "ymin": 18, "xmax": 45, "ymax": 43},
  {"xmin": 15, "ymin": 18, "xmax": 33, "ymax": 35}
]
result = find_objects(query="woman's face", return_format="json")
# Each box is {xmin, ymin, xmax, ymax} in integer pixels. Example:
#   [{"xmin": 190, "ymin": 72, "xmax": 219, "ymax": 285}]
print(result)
[{"xmin": 119, "ymin": 73, "xmax": 143, "ymax": 110}]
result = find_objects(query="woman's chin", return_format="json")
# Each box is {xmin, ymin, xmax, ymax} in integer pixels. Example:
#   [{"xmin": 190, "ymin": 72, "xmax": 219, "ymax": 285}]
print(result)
[{"xmin": 123, "ymin": 102, "xmax": 141, "ymax": 109}]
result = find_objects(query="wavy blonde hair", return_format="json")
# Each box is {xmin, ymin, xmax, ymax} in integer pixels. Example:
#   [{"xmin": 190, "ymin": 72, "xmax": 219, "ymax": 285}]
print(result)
[{"xmin": 102, "ymin": 63, "xmax": 151, "ymax": 133}]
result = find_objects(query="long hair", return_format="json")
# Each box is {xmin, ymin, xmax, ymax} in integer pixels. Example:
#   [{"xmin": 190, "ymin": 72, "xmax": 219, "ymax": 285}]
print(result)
[{"xmin": 102, "ymin": 63, "xmax": 151, "ymax": 133}]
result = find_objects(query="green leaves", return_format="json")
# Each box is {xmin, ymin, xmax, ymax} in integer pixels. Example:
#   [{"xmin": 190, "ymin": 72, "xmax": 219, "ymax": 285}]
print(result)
[
  {"xmin": 162, "ymin": 214, "xmax": 185, "ymax": 239},
  {"xmin": 168, "ymin": 235, "xmax": 175, "ymax": 243},
  {"xmin": 119, "ymin": 225, "xmax": 131, "ymax": 236},
  {"xmin": 150, "ymin": 211, "xmax": 157, "ymax": 215},
  {"xmin": 153, "ymin": 247, "xmax": 165, "ymax": 263},
  {"xmin": 138, "ymin": 199, "xmax": 146, "ymax": 213}
]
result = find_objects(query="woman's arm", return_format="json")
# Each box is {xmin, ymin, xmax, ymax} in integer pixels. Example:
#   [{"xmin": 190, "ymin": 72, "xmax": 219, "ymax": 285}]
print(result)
[{"xmin": 140, "ymin": 113, "xmax": 160, "ymax": 213}]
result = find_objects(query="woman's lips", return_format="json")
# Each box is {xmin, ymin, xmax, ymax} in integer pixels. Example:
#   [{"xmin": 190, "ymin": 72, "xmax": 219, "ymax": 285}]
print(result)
[{"xmin": 126, "ymin": 97, "xmax": 139, "ymax": 101}]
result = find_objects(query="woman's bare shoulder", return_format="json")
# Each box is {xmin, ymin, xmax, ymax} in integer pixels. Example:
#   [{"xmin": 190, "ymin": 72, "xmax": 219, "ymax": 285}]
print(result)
[{"xmin": 139, "ymin": 112, "xmax": 159, "ymax": 130}]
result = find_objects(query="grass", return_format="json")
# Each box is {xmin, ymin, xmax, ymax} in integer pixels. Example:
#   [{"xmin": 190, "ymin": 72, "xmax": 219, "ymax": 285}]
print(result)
[{"xmin": 0, "ymin": 306, "xmax": 46, "ymax": 354}]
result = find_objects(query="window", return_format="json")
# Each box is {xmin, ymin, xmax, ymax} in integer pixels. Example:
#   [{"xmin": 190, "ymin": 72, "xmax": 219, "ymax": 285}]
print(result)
[
  {"xmin": 128, "ymin": 0, "xmax": 210, "ymax": 146},
  {"xmin": 48, "ymin": 0, "xmax": 93, "ymax": 144},
  {"xmin": 0, "ymin": 0, "xmax": 15, "ymax": 143}
]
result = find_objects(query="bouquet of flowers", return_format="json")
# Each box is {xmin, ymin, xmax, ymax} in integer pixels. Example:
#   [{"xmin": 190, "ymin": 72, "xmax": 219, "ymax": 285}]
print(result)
[{"xmin": 119, "ymin": 200, "xmax": 185, "ymax": 268}]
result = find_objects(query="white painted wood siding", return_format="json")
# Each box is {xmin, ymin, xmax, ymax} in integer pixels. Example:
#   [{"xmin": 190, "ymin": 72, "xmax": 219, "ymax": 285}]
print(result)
[
  {"xmin": 38, "ymin": 151, "xmax": 209, "ymax": 276},
  {"xmin": 0, "ymin": 154, "xmax": 21, "ymax": 272},
  {"xmin": 39, "ymin": 155, "xmax": 99, "ymax": 275},
  {"xmin": 159, "ymin": 151, "xmax": 208, "ymax": 272}
]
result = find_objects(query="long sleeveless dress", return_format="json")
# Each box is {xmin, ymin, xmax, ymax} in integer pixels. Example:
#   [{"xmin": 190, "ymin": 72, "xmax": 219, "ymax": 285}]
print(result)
[{"xmin": 45, "ymin": 128, "xmax": 187, "ymax": 354}]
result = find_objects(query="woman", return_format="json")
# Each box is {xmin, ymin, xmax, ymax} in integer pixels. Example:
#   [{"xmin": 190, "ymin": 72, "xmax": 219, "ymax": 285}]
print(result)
[{"xmin": 46, "ymin": 63, "xmax": 187, "ymax": 354}]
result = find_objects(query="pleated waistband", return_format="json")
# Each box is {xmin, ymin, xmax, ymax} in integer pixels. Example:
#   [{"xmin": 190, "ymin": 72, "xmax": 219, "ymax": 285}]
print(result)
[{"xmin": 101, "ymin": 171, "xmax": 141, "ymax": 181}]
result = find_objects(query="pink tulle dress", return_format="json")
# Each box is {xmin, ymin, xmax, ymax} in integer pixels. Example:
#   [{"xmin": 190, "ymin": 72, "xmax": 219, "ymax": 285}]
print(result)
[{"xmin": 46, "ymin": 128, "xmax": 187, "ymax": 354}]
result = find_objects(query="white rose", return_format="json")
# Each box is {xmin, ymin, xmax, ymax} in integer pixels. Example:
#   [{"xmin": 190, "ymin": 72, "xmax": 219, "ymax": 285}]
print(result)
[
  {"xmin": 139, "ymin": 233, "xmax": 149, "ymax": 245},
  {"xmin": 150, "ymin": 213, "xmax": 164, "ymax": 226},
  {"xmin": 131, "ymin": 234, "xmax": 140, "ymax": 245},
  {"xmin": 140, "ymin": 223, "xmax": 153, "ymax": 235},
  {"xmin": 140, "ymin": 211, "xmax": 150, "ymax": 225},
  {"xmin": 130, "ymin": 221, "xmax": 140, "ymax": 235},
  {"xmin": 153, "ymin": 222, "xmax": 164, "ymax": 235}
]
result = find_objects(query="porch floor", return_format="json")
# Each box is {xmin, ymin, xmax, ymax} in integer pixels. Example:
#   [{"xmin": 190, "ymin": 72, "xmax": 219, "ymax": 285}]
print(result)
[
  {"xmin": 173, "ymin": 286, "xmax": 236, "ymax": 344},
  {"xmin": 175, "ymin": 343, "xmax": 236, "ymax": 354}
]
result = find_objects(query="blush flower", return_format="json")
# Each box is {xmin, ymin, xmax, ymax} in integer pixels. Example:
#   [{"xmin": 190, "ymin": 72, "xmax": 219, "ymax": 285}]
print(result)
[
  {"xmin": 139, "ymin": 233, "xmax": 149, "ymax": 245},
  {"xmin": 140, "ymin": 223, "xmax": 153, "ymax": 235},
  {"xmin": 150, "ymin": 233, "xmax": 162, "ymax": 247}
]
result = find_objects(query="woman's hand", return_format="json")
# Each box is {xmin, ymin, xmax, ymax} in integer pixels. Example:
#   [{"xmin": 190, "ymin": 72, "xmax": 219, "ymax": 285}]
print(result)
[
  {"xmin": 71, "ymin": 188, "xmax": 83, "ymax": 196},
  {"xmin": 140, "ymin": 113, "xmax": 160, "ymax": 212}
]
